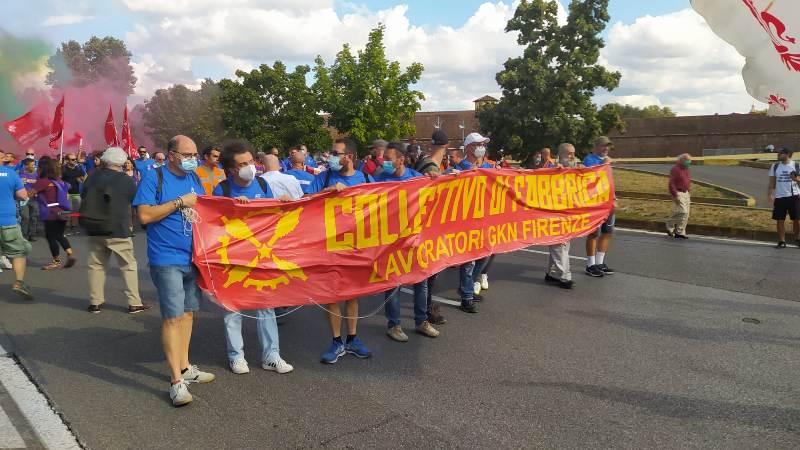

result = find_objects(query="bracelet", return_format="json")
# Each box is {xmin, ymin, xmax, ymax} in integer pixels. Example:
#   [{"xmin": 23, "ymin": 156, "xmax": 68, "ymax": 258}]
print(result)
[{"xmin": 173, "ymin": 199, "xmax": 180, "ymax": 210}]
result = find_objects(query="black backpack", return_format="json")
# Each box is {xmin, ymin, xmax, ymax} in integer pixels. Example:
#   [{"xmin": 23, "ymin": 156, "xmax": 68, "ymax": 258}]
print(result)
[
  {"xmin": 414, "ymin": 157, "xmax": 439, "ymax": 175},
  {"xmin": 217, "ymin": 177, "xmax": 269, "ymax": 198},
  {"xmin": 79, "ymin": 173, "xmax": 116, "ymax": 236}
]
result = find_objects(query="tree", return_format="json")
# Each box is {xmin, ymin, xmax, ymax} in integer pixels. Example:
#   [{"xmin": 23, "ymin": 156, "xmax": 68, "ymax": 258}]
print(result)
[
  {"xmin": 141, "ymin": 80, "xmax": 226, "ymax": 149},
  {"xmin": 478, "ymin": 0, "xmax": 622, "ymax": 158},
  {"xmin": 45, "ymin": 36, "xmax": 136, "ymax": 95},
  {"xmin": 219, "ymin": 62, "xmax": 331, "ymax": 152},
  {"xmin": 313, "ymin": 25, "xmax": 424, "ymax": 150},
  {"xmin": 603, "ymin": 103, "xmax": 677, "ymax": 119}
]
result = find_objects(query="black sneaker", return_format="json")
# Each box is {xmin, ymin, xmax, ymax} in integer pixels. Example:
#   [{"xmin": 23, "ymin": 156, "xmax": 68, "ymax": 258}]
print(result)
[
  {"xmin": 597, "ymin": 263, "xmax": 615, "ymax": 275},
  {"xmin": 674, "ymin": 234, "xmax": 689, "ymax": 240},
  {"xmin": 585, "ymin": 265, "xmax": 604, "ymax": 277},
  {"xmin": 427, "ymin": 304, "xmax": 447, "ymax": 325},
  {"xmin": 545, "ymin": 274, "xmax": 575, "ymax": 289},
  {"xmin": 459, "ymin": 299, "xmax": 477, "ymax": 313},
  {"xmin": 128, "ymin": 303, "xmax": 153, "ymax": 314},
  {"xmin": 776, "ymin": 241, "xmax": 787, "ymax": 249},
  {"xmin": 12, "ymin": 281, "xmax": 33, "ymax": 301},
  {"xmin": 88, "ymin": 304, "xmax": 104, "ymax": 314},
  {"xmin": 472, "ymin": 293, "xmax": 484, "ymax": 303}
]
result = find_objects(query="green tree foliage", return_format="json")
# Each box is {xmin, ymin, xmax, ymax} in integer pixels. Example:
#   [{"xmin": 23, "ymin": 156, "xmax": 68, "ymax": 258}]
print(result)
[
  {"xmin": 141, "ymin": 80, "xmax": 226, "ymax": 149},
  {"xmin": 603, "ymin": 103, "xmax": 677, "ymax": 119},
  {"xmin": 478, "ymin": 0, "xmax": 621, "ymax": 158},
  {"xmin": 313, "ymin": 25, "xmax": 424, "ymax": 150},
  {"xmin": 45, "ymin": 36, "xmax": 136, "ymax": 95},
  {"xmin": 219, "ymin": 62, "xmax": 331, "ymax": 152}
]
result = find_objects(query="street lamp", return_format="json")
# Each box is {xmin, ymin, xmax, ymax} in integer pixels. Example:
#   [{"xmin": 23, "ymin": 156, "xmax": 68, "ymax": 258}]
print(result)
[{"xmin": 458, "ymin": 121, "xmax": 465, "ymax": 143}]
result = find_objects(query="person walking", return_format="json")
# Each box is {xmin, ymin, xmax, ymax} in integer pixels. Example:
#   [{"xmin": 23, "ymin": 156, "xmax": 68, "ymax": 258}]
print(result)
[
  {"xmin": 583, "ymin": 137, "xmax": 616, "ymax": 277},
  {"xmin": 31, "ymin": 157, "xmax": 76, "ymax": 270},
  {"xmin": 0, "ymin": 148, "xmax": 33, "ymax": 300},
  {"xmin": 18, "ymin": 157, "xmax": 39, "ymax": 241},
  {"xmin": 665, "ymin": 154, "xmax": 693, "ymax": 239},
  {"xmin": 768, "ymin": 147, "xmax": 800, "ymax": 248},
  {"xmin": 61, "ymin": 153, "xmax": 87, "ymax": 234},
  {"xmin": 545, "ymin": 143, "xmax": 580, "ymax": 289},
  {"xmin": 80, "ymin": 147, "xmax": 152, "ymax": 314}
]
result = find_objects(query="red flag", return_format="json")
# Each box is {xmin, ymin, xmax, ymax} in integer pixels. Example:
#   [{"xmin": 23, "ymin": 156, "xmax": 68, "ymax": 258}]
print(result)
[
  {"xmin": 120, "ymin": 106, "xmax": 136, "ymax": 158},
  {"xmin": 3, "ymin": 103, "xmax": 50, "ymax": 148},
  {"xmin": 104, "ymin": 105, "xmax": 119, "ymax": 147},
  {"xmin": 65, "ymin": 131, "xmax": 83, "ymax": 148},
  {"xmin": 48, "ymin": 95, "xmax": 65, "ymax": 150}
]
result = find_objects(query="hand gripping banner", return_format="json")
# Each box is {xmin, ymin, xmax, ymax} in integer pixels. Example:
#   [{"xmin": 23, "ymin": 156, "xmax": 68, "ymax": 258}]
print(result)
[{"xmin": 193, "ymin": 166, "xmax": 614, "ymax": 310}]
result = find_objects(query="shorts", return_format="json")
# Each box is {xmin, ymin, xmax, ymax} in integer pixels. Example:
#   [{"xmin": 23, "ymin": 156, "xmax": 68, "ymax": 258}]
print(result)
[
  {"xmin": 773, "ymin": 196, "xmax": 800, "ymax": 221},
  {"xmin": 589, "ymin": 213, "xmax": 616, "ymax": 237},
  {"xmin": 68, "ymin": 194, "xmax": 81, "ymax": 213},
  {"xmin": 0, "ymin": 225, "xmax": 31, "ymax": 259},
  {"xmin": 149, "ymin": 265, "xmax": 201, "ymax": 319}
]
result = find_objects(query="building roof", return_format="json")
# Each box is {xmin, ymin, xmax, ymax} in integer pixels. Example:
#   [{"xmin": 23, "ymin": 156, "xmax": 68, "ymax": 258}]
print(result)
[{"xmin": 473, "ymin": 95, "xmax": 499, "ymax": 103}]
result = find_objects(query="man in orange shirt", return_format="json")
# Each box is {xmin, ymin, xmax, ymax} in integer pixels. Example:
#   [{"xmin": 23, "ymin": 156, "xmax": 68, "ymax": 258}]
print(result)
[{"xmin": 196, "ymin": 145, "xmax": 225, "ymax": 195}]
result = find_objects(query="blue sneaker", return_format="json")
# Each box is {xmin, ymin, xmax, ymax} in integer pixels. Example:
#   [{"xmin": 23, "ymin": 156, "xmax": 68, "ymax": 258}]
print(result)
[
  {"xmin": 321, "ymin": 340, "xmax": 345, "ymax": 364},
  {"xmin": 345, "ymin": 337, "xmax": 372, "ymax": 359}
]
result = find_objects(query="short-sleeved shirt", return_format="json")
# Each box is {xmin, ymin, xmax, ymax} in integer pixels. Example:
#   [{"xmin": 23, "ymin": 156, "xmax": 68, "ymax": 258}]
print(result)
[
  {"xmin": 261, "ymin": 171, "xmax": 303, "ymax": 200},
  {"xmin": 134, "ymin": 158, "xmax": 155, "ymax": 177},
  {"xmin": 769, "ymin": 160, "xmax": 800, "ymax": 199},
  {"xmin": 582, "ymin": 153, "xmax": 607, "ymax": 167},
  {"xmin": 18, "ymin": 170, "xmax": 38, "ymax": 192},
  {"xmin": 211, "ymin": 179, "xmax": 274, "ymax": 199},
  {"xmin": 133, "ymin": 167, "xmax": 203, "ymax": 267},
  {"xmin": 61, "ymin": 164, "xmax": 87, "ymax": 194},
  {"xmin": 309, "ymin": 170, "xmax": 374, "ymax": 194},
  {"xmin": 285, "ymin": 169, "xmax": 317, "ymax": 195},
  {"xmin": 375, "ymin": 167, "xmax": 422, "ymax": 182},
  {"xmin": 0, "ymin": 167, "xmax": 24, "ymax": 226}
]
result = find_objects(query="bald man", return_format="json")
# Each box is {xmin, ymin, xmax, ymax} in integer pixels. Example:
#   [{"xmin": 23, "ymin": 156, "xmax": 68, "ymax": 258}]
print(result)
[
  {"xmin": 261, "ymin": 153, "xmax": 304, "ymax": 200},
  {"xmin": 133, "ymin": 135, "xmax": 215, "ymax": 407}
]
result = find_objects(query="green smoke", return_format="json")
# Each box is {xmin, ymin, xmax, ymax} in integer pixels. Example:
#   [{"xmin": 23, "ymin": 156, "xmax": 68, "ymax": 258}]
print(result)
[{"xmin": 0, "ymin": 30, "xmax": 51, "ymax": 119}]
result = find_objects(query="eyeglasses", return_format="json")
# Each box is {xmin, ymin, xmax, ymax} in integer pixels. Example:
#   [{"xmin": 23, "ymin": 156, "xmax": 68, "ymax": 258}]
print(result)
[
  {"xmin": 26, "ymin": 153, "xmax": 35, "ymax": 156},
  {"xmin": 67, "ymin": 158, "xmax": 77, "ymax": 162},
  {"xmin": 171, "ymin": 151, "xmax": 197, "ymax": 161}
]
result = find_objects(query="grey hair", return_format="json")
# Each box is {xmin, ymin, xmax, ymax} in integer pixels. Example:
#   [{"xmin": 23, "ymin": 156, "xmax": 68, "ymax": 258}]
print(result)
[
  {"xmin": 677, "ymin": 153, "xmax": 691, "ymax": 162},
  {"xmin": 101, "ymin": 147, "xmax": 128, "ymax": 166},
  {"xmin": 557, "ymin": 143, "xmax": 575, "ymax": 156}
]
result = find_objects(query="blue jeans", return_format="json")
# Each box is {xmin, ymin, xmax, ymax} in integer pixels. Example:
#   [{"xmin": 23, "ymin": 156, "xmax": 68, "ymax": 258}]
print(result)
[
  {"xmin": 384, "ymin": 282, "xmax": 429, "ymax": 328},
  {"xmin": 459, "ymin": 261, "xmax": 476, "ymax": 300},
  {"xmin": 149, "ymin": 265, "xmax": 200, "ymax": 319},
  {"xmin": 224, "ymin": 309, "xmax": 280, "ymax": 362}
]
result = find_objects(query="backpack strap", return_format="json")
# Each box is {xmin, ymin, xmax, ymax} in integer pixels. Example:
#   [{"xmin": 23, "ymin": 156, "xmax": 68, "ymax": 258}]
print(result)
[
  {"xmin": 256, "ymin": 176, "xmax": 269, "ymax": 194},
  {"xmin": 219, "ymin": 179, "xmax": 232, "ymax": 198},
  {"xmin": 324, "ymin": 170, "xmax": 333, "ymax": 188},
  {"xmin": 156, "ymin": 166, "xmax": 164, "ymax": 204},
  {"xmin": 362, "ymin": 170, "xmax": 372, "ymax": 183},
  {"xmin": 773, "ymin": 163, "xmax": 779, "ymax": 173}
]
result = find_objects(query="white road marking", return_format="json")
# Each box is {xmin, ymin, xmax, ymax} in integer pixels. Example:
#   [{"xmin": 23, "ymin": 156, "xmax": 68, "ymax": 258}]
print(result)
[
  {"xmin": 519, "ymin": 248, "xmax": 587, "ymax": 261},
  {"xmin": 616, "ymin": 227, "xmax": 774, "ymax": 247},
  {"xmin": 398, "ymin": 288, "xmax": 461, "ymax": 307},
  {"xmin": 0, "ymin": 357, "xmax": 81, "ymax": 449},
  {"xmin": 0, "ymin": 406, "xmax": 25, "ymax": 449}
]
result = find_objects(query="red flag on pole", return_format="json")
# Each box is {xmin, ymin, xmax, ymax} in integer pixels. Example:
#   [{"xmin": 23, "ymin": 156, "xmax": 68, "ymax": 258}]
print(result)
[
  {"xmin": 3, "ymin": 103, "xmax": 51, "ymax": 148},
  {"xmin": 104, "ymin": 105, "xmax": 119, "ymax": 147},
  {"xmin": 48, "ymin": 95, "xmax": 65, "ymax": 150},
  {"xmin": 120, "ymin": 106, "xmax": 136, "ymax": 158}
]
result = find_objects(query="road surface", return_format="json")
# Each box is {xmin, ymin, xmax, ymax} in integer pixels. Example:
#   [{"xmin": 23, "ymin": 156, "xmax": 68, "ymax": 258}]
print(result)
[{"xmin": 0, "ymin": 231, "xmax": 798, "ymax": 449}]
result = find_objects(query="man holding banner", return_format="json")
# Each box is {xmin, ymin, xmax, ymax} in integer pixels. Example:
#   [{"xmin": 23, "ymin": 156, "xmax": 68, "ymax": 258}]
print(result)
[
  {"xmin": 583, "ymin": 137, "xmax": 616, "ymax": 278},
  {"xmin": 545, "ymin": 143, "xmax": 581, "ymax": 289}
]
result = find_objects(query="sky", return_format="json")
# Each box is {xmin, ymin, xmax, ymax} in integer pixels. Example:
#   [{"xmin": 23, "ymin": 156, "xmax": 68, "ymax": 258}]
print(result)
[{"xmin": 2, "ymin": 0, "xmax": 754, "ymax": 116}]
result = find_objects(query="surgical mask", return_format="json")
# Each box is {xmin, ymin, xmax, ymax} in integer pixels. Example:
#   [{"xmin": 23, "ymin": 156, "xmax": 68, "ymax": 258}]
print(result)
[
  {"xmin": 328, "ymin": 155, "xmax": 342, "ymax": 171},
  {"xmin": 682, "ymin": 160, "xmax": 692, "ymax": 168},
  {"xmin": 180, "ymin": 157, "xmax": 198, "ymax": 172},
  {"xmin": 382, "ymin": 161, "xmax": 395, "ymax": 173},
  {"xmin": 561, "ymin": 158, "xmax": 577, "ymax": 168},
  {"xmin": 534, "ymin": 156, "xmax": 542, "ymax": 165},
  {"xmin": 238, "ymin": 164, "xmax": 256, "ymax": 181},
  {"xmin": 474, "ymin": 146, "xmax": 487, "ymax": 159}
]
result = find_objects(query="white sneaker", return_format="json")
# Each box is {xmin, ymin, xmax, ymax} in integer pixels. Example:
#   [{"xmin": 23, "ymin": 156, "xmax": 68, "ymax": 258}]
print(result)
[
  {"xmin": 169, "ymin": 381, "xmax": 193, "ymax": 406},
  {"xmin": 182, "ymin": 365, "xmax": 216, "ymax": 383},
  {"xmin": 229, "ymin": 357, "xmax": 250, "ymax": 374},
  {"xmin": 0, "ymin": 256, "xmax": 11, "ymax": 270},
  {"xmin": 480, "ymin": 274, "xmax": 489, "ymax": 290},
  {"xmin": 263, "ymin": 356, "xmax": 294, "ymax": 374},
  {"xmin": 473, "ymin": 282, "xmax": 481, "ymax": 296}
]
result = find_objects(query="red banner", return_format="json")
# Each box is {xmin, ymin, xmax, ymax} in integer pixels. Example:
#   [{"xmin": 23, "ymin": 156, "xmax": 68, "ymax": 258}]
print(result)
[
  {"xmin": 193, "ymin": 166, "xmax": 614, "ymax": 310},
  {"xmin": 48, "ymin": 95, "xmax": 65, "ymax": 150},
  {"xmin": 104, "ymin": 105, "xmax": 119, "ymax": 147},
  {"xmin": 120, "ymin": 106, "xmax": 136, "ymax": 158},
  {"xmin": 3, "ymin": 104, "xmax": 50, "ymax": 148}
]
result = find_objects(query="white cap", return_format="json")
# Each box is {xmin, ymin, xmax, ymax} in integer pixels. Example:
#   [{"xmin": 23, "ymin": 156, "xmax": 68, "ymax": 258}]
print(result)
[
  {"xmin": 101, "ymin": 147, "xmax": 128, "ymax": 166},
  {"xmin": 463, "ymin": 132, "xmax": 490, "ymax": 148}
]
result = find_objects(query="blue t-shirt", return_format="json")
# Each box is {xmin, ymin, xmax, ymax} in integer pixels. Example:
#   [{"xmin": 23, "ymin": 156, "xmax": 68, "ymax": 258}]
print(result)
[
  {"xmin": 375, "ymin": 167, "xmax": 422, "ymax": 182},
  {"xmin": 0, "ymin": 167, "xmax": 24, "ymax": 226},
  {"xmin": 285, "ymin": 169, "xmax": 317, "ymax": 195},
  {"xmin": 455, "ymin": 160, "xmax": 473, "ymax": 171},
  {"xmin": 134, "ymin": 158, "xmax": 156, "ymax": 176},
  {"xmin": 211, "ymin": 179, "xmax": 274, "ymax": 199},
  {"xmin": 18, "ymin": 170, "xmax": 38, "ymax": 191},
  {"xmin": 133, "ymin": 167, "xmax": 204, "ymax": 267},
  {"xmin": 583, "ymin": 153, "xmax": 607, "ymax": 168},
  {"xmin": 309, "ymin": 170, "xmax": 374, "ymax": 194}
]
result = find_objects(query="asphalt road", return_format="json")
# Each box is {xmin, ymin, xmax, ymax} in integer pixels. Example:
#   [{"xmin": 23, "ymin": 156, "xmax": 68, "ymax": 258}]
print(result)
[
  {"xmin": 1, "ymin": 230, "xmax": 799, "ymax": 449},
  {"xmin": 620, "ymin": 164, "xmax": 770, "ymax": 208}
]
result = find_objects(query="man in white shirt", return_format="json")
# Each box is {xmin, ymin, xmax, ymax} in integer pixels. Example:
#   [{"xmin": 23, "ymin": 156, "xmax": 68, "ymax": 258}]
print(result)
[
  {"xmin": 768, "ymin": 147, "xmax": 800, "ymax": 248},
  {"xmin": 260, "ymin": 154, "xmax": 304, "ymax": 200}
]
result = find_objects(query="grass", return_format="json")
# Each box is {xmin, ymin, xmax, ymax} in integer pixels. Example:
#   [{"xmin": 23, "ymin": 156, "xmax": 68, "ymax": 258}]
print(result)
[
  {"xmin": 614, "ymin": 168, "xmax": 739, "ymax": 199},
  {"xmin": 617, "ymin": 198, "xmax": 772, "ymax": 232}
]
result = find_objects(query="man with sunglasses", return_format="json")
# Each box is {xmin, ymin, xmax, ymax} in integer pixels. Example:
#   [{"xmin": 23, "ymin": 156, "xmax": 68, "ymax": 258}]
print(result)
[
  {"xmin": 134, "ymin": 146, "xmax": 156, "ymax": 179},
  {"xmin": 583, "ymin": 136, "xmax": 616, "ymax": 278},
  {"xmin": 309, "ymin": 138, "xmax": 374, "ymax": 364},
  {"xmin": 152, "ymin": 152, "xmax": 166, "ymax": 168},
  {"xmin": 14, "ymin": 150, "xmax": 38, "ymax": 172},
  {"xmin": 134, "ymin": 135, "xmax": 214, "ymax": 407},
  {"xmin": 62, "ymin": 153, "xmax": 87, "ymax": 233}
]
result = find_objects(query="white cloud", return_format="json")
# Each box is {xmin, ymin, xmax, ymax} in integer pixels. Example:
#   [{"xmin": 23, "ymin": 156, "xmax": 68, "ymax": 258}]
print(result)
[{"xmin": 42, "ymin": 14, "xmax": 94, "ymax": 26}]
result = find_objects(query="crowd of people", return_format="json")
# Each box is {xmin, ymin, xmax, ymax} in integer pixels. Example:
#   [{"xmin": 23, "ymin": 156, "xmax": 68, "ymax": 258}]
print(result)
[{"xmin": 0, "ymin": 131, "xmax": 618, "ymax": 406}]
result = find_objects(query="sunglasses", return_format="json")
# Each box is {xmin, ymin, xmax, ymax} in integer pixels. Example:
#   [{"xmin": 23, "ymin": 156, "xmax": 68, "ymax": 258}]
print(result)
[
  {"xmin": 67, "ymin": 158, "xmax": 77, "ymax": 162},
  {"xmin": 26, "ymin": 153, "xmax": 35, "ymax": 156}
]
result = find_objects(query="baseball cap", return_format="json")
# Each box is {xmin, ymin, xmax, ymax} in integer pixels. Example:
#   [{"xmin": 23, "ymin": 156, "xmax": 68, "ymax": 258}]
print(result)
[
  {"xmin": 463, "ymin": 132, "xmax": 490, "ymax": 148},
  {"xmin": 779, "ymin": 147, "xmax": 792, "ymax": 154},
  {"xmin": 431, "ymin": 130, "xmax": 449, "ymax": 146},
  {"xmin": 594, "ymin": 136, "xmax": 613, "ymax": 146},
  {"xmin": 369, "ymin": 139, "xmax": 388, "ymax": 149}
]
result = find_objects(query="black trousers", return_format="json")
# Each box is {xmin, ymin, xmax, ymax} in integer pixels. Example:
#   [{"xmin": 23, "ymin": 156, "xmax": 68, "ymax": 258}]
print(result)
[{"xmin": 43, "ymin": 220, "xmax": 71, "ymax": 258}]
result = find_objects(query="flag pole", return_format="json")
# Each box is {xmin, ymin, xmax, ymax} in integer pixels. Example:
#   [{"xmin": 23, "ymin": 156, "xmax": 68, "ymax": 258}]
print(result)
[{"xmin": 59, "ymin": 132, "xmax": 65, "ymax": 164}]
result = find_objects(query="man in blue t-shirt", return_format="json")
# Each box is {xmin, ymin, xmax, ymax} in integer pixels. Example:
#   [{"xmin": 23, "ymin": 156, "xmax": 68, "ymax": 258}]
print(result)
[
  {"xmin": 582, "ymin": 136, "xmax": 616, "ymax": 278},
  {"xmin": 310, "ymin": 138, "xmax": 374, "ymax": 364},
  {"xmin": 134, "ymin": 146, "xmax": 156, "ymax": 179},
  {"xmin": 133, "ymin": 135, "xmax": 215, "ymax": 407},
  {"xmin": 374, "ymin": 142, "xmax": 422, "ymax": 182},
  {"xmin": 285, "ymin": 149, "xmax": 317, "ymax": 195},
  {"xmin": 211, "ymin": 140, "xmax": 295, "ymax": 376},
  {"xmin": 0, "ymin": 148, "xmax": 33, "ymax": 300}
]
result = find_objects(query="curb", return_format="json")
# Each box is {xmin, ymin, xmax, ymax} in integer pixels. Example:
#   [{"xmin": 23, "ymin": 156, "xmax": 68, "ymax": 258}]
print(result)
[
  {"xmin": 739, "ymin": 160, "xmax": 773, "ymax": 169},
  {"xmin": 614, "ymin": 167, "xmax": 756, "ymax": 207},
  {"xmin": 616, "ymin": 191, "xmax": 752, "ymax": 207},
  {"xmin": 616, "ymin": 218, "xmax": 776, "ymax": 242}
]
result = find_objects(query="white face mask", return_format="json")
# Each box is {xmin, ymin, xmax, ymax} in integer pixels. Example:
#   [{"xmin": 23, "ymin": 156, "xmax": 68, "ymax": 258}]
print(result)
[
  {"xmin": 238, "ymin": 164, "xmax": 257, "ymax": 181},
  {"xmin": 474, "ymin": 146, "xmax": 487, "ymax": 159}
]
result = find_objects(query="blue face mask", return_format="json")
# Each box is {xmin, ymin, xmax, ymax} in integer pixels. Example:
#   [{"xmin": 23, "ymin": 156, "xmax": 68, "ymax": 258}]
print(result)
[
  {"xmin": 180, "ymin": 157, "xmax": 198, "ymax": 173},
  {"xmin": 382, "ymin": 160, "xmax": 395, "ymax": 173},
  {"xmin": 328, "ymin": 155, "xmax": 342, "ymax": 171}
]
